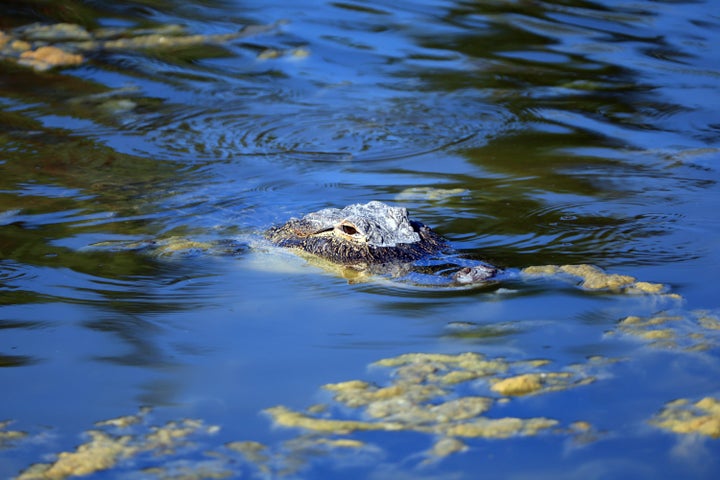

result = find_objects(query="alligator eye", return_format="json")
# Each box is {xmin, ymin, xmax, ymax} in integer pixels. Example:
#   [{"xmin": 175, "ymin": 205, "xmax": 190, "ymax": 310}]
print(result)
[
  {"xmin": 335, "ymin": 222, "xmax": 366, "ymax": 242},
  {"xmin": 341, "ymin": 224, "xmax": 358, "ymax": 235}
]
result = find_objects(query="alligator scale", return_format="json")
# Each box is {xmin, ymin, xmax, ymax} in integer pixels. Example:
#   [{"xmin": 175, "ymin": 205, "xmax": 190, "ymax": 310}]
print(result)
[{"xmin": 266, "ymin": 201, "xmax": 498, "ymax": 284}]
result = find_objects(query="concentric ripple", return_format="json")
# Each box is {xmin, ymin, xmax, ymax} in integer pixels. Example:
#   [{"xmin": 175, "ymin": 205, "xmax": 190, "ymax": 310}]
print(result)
[
  {"xmin": 0, "ymin": 260, "xmax": 38, "ymax": 290},
  {"xmin": 146, "ymin": 90, "xmax": 514, "ymax": 163}
]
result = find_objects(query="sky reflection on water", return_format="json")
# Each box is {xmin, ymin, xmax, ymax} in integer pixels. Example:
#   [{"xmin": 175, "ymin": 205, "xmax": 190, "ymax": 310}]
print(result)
[{"xmin": 1, "ymin": 0, "xmax": 719, "ymax": 478}]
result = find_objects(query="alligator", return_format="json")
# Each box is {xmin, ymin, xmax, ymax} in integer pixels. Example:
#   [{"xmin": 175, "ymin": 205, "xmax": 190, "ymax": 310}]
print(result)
[
  {"xmin": 88, "ymin": 201, "xmax": 496, "ymax": 286},
  {"xmin": 265, "ymin": 201, "xmax": 499, "ymax": 285},
  {"xmin": 264, "ymin": 203, "xmax": 675, "ymax": 293},
  {"xmin": 87, "ymin": 200, "xmax": 672, "ymax": 292}
]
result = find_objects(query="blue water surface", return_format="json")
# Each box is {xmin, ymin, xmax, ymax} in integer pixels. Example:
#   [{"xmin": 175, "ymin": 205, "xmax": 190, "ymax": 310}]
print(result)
[{"xmin": 1, "ymin": 0, "xmax": 719, "ymax": 478}]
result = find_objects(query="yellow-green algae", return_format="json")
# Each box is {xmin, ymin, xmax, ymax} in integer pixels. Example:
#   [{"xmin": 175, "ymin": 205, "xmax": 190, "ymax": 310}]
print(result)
[
  {"xmin": 18, "ymin": 45, "xmax": 83, "ymax": 70},
  {"xmin": 17, "ymin": 422, "xmax": 376, "ymax": 480},
  {"xmin": 224, "ymin": 434, "xmax": 372, "ymax": 478},
  {"xmin": 521, "ymin": 264, "xmax": 671, "ymax": 295},
  {"xmin": 370, "ymin": 352, "xmax": 599, "ymax": 400},
  {"xmin": 570, "ymin": 421, "xmax": 592, "ymax": 432},
  {"xmin": 18, "ymin": 431, "xmax": 133, "ymax": 480},
  {"xmin": 699, "ymin": 314, "xmax": 720, "ymax": 330},
  {"xmin": 265, "ymin": 351, "xmax": 605, "ymax": 460},
  {"xmin": 372, "ymin": 351, "xmax": 510, "ymax": 385},
  {"xmin": 363, "ymin": 395, "xmax": 494, "ymax": 428},
  {"xmin": 141, "ymin": 462, "xmax": 232, "ymax": 480},
  {"xmin": 651, "ymin": 397, "xmax": 720, "ymax": 438},
  {"xmin": 493, "ymin": 372, "xmax": 596, "ymax": 397},
  {"xmin": 564, "ymin": 421, "xmax": 601, "ymax": 445},
  {"xmin": 94, "ymin": 407, "xmax": 151, "ymax": 428},
  {"xmin": 395, "ymin": 187, "xmax": 469, "ymax": 201},
  {"xmin": 257, "ymin": 47, "xmax": 311, "ymax": 60},
  {"xmin": 89, "ymin": 236, "xmax": 245, "ymax": 257},
  {"xmin": 226, "ymin": 440, "xmax": 270, "ymax": 463},
  {"xmin": 152, "ymin": 237, "xmax": 217, "ymax": 255},
  {"xmin": 613, "ymin": 310, "xmax": 720, "ymax": 351},
  {"xmin": 17, "ymin": 411, "xmax": 219, "ymax": 480},
  {"xmin": 1, "ymin": 21, "xmax": 280, "ymax": 71},
  {"xmin": 225, "ymin": 441, "xmax": 271, "ymax": 476},
  {"xmin": 428, "ymin": 437, "xmax": 467, "ymax": 457},
  {"xmin": 442, "ymin": 417, "xmax": 558, "ymax": 439},
  {"xmin": 0, "ymin": 420, "xmax": 27, "ymax": 447},
  {"xmin": 491, "ymin": 373, "xmax": 543, "ymax": 396},
  {"xmin": 265, "ymin": 406, "xmax": 405, "ymax": 434},
  {"xmin": 10, "ymin": 351, "xmax": 612, "ymax": 476},
  {"xmin": 277, "ymin": 435, "xmax": 374, "ymax": 477}
]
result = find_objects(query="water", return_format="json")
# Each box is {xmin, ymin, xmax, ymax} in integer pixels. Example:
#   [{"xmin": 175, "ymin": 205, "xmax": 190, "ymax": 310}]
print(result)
[{"xmin": 1, "ymin": 0, "xmax": 719, "ymax": 478}]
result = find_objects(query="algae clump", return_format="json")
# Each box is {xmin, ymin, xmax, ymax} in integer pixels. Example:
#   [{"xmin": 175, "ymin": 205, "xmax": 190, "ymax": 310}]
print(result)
[
  {"xmin": 699, "ymin": 315, "xmax": 720, "ymax": 330},
  {"xmin": 651, "ymin": 397, "xmax": 720, "ymax": 438},
  {"xmin": 428, "ymin": 437, "xmax": 467, "ymax": 458},
  {"xmin": 1, "ymin": 21, "xmax": 280, "ymax": 72},
  {"xmin": 491, "ymin": 374, "xmax": 543, "ymax": 396},
  {"xmin": 18, "ymin": 45, "xmax": 83, "ymax": 70},
  {"xmin": 0, "ymin": 420, "xmax": 28, "ymax": 447},
  {"xmin": 443, "ymin": 417, "xmax": 558, "ymax": 439},
  {"xmin": 615, "ymin": 310, "xmax": 720, "ymax": 351},
  {"xmin": 395, "ymin": 187, "xmax": 469, "ymax": 201},
  {"xmin": 17, "ymin": 412, "xmax": 219, "ymax": 480},
  {"xmin": 18, "ymin": 431, "xmax": 134, "ymax": 480},
  {"xmin": 521, "ymin": 264, "xmax": 669, "ymax": 294},
  {"xmin": 264, "ymin": 350, "xmax": 607, "ymax": 462},
  {"xmin": 264, "ymin": 406, "xmax": 403, "ymax": 434}
]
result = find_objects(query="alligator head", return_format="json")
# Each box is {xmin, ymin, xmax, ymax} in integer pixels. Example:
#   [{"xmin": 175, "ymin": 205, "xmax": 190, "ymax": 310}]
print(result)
[{"xmin": 265, "ymin": 201, "xmax": 446, "ymax": 266}]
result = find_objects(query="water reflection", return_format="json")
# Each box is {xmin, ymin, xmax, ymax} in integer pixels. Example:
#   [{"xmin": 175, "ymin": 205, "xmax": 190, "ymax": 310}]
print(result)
[
  {"xmin": 146, "ymin": 92, "xmax": 513, "ymax": 162},
  {"xmin": 1, "ymin": 0, "xmax": 719, "ymax": 478}
]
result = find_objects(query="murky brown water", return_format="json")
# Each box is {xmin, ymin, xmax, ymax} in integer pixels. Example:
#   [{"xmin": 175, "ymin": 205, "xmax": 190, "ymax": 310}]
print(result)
[{"xmin": 1, "ymin": 1, "xmax": 719, "ymax": 478}]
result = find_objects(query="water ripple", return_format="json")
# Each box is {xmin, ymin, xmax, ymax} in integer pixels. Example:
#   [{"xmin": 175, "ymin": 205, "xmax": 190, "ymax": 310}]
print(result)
[
  {"xmin": 144, "ymin": 91, "xmax": 513, "ymax": 163},
  {"xmin": 0, "ymin": 260, "xmax": 38, "ymax": 289},
  {"xmin": 476, "ymin": 200, "xmax": 698, "ymax": 267}
]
